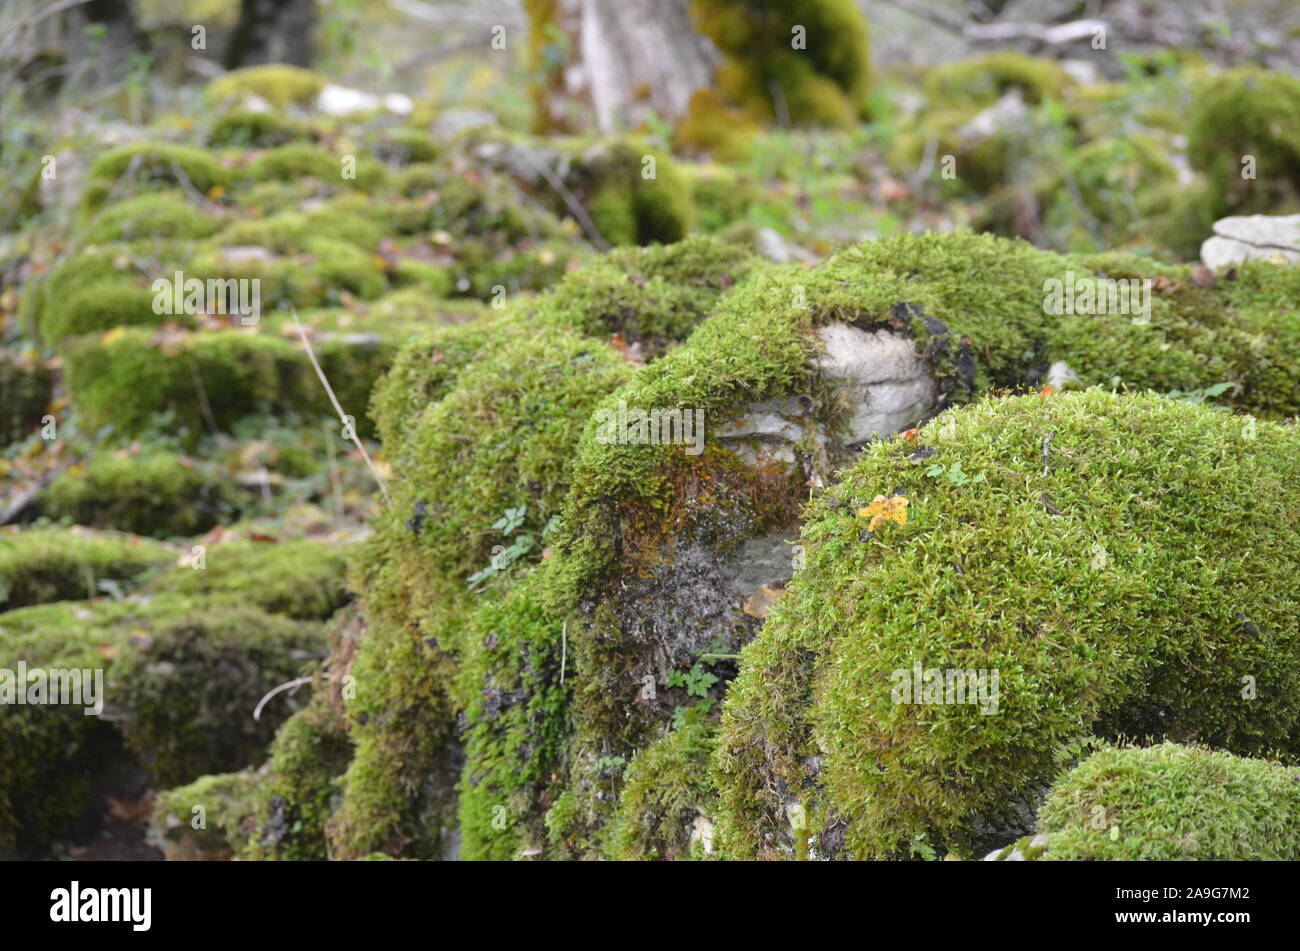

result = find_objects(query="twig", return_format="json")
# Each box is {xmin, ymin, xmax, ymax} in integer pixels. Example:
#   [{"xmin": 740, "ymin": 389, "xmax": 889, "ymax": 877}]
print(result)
[
  {"xmin": 1041, "ymin": 432, "xmax": 1054, "ymax": 477},
  {"xmin": 560, "ymin": 619, "xmax": 566, "ymax": 686},
  {"xmin": 253, "ymin": 674, "xmax": 315, "ymax": 721},
  {"xmin": 289, "ymin": 307, "xmax": 390, "ymax": 504},
  {"xmin": 188, "ymin": 357, "xmax": 222, "ymax": 438},
  {"xmin": 1041, "ymin": 492, "xmax": 1065, "ymax": 516}
]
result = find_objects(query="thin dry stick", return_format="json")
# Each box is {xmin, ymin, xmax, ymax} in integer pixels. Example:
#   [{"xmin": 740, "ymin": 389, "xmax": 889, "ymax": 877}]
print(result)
[
  {"xmin": 560, "ymin": 620, "xmax": 566, "ymax": 686},
  {"xmin": 289, "ymin": 308, "xmax": 390, "ymax": 503},
  {"xmin": 253, "ymin": 675, "xmax": 315, "ymax": 721}
]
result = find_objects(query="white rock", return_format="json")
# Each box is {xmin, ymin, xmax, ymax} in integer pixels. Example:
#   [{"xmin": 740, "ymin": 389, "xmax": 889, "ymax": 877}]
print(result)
[
  {"xmin": 316, "ymin": 83, "xmax": 380, "ymax": 116},
  {"xmin": 1046, "ymin": 360, "xmax": 1079, "ymax": 389},
  {"xmin": 1200, "ymin": 213, "xmax": 1300, "ymax": 270},
  {"xmin": 756, "ymin": 227, "xmax": 817, "ymax": 264},
  {"xmin": 382, "ymin": 93, "xmax": 413, "ymax": 116},
  {"xmin": 816, "ymin": 323, "xmax": 938, "ymax": 444},
  {"xmin": 958, "ymin": 88, "xmax": 1027, "ymax": 144}
]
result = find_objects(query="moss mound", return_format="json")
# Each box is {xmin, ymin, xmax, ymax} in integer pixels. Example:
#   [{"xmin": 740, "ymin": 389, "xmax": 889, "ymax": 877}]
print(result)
[
  {"xmin": 43, "ymin": 452, "xmax": 229, "ymax": 538},
  {"xmin": 1036, "ymin": 743, "xmax": 1300, "ymax": 860},
  {"xmin": 714, "ymin": 390, "xmax": 1300, "ymax": 859},
  {"xmin": 83, "ymin": 144, "xmax": 229, "ymax": 210},
  {"xmin": 1187, "ymin": 68, "xmax": 1300, "ymax": 215},
  {"xmin": 923, "ymin": 52, "xmax": 1073, "ymax": 109},
  {"xmin": 691, "ymin": 0, "xmax": 873, "ymax": 128},
  {"xmin": 611, "ymin": 719, "xmax": 718, "ymax": 860},
  {"xmin": 207, "ymin": 65, "xmax": 326, "ymax": 109},
  {"xmin": 143, "ymin": 539, "xmax": 350, "ymax": 620},
  {"xmin": 84, "ymin": 192, "xmax": 221, "ymax": 244},
  {"xmin": 150, "ymin": 770, "xmax": 260, "ymax": 860},
  {"xmin": 0, "ymin": 528, "xmax": 173, "ymax": 610}
]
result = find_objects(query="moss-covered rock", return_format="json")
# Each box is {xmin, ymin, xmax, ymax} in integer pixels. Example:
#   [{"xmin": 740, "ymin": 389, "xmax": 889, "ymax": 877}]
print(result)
[
  {"xmin": 43, "ymin": 452, "xmax": 230, "ymax": 538},
  {"xmin": 611, "ymin": 719, "xmax": 718, "ymax": 860},
  {"xmin": 0, "ymin": 593, "xmax": 324, "ymax": 852},
  {"xmin": 37, "ymin": 280, "xmax": 170, "ymax": 347},
  {"xmin": 0, "ymin": 527, "xmax": 173, "ymax": 610},
  {"xmin": 84, "ymin": 191, "xmax": 221, "ymax": 244},
  {"xmin": 207, "ymin": 65, "xmax": 326, "ymax": 109},
  {"xmin": 714, "ymin": 390, "xmax": 1300, "ymax": 859},
  {"xmin": 142, "ymin": 539, "xmax": 350, "ymax": 620},
  {"xmin": 150, "ymin": 770, "xmax": 260, "ymax": 860},
  {"xmin": 208, "ymin": 110, "xmax": 309, "ymax": 149},
  {"xmin": 1187, "ymin": 68, "xmax": 1300, "ymax": 216},
  {"xmin": 690, "ymin": 0, "xmax": 874, "ymax": 128},
  {"xmin": 923, "ymin": 52, "xmax": 1073, "ymax": 110},
  {"xmin": 1033, "ymin": 743, "xmax": 1300, "ymax": 861},
  {"xmin": 83, "ymin": 144, "xmax": 229, "ymax": 211},
  {"xmin": 575, "ymin": 141, "xmax": 695, "ymax": 247},
  {"xmin": 243, "ymin": 143, "xmax": 389, "ymax": 192}
]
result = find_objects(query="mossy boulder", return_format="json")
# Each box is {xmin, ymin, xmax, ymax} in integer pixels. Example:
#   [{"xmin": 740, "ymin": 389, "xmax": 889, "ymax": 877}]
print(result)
[
  {"xmin": 43, "ymin": 452, "xmax": 230, "ymax": 538},
  {"xmin": 142, "ymin": 539, "xmax": 350, "ymax": 620},
  {"xmin": 37, "ymin": 280, "xmax": 171, "ymax": 347},
  {"xmin": 1033, "ymin": 743, "xmax": 1300, "ymax": 861},
  {"xmin": 1187, "ymin": 68, "xmax": 1300, "ymax": 216},
  {"xmin": 207, "ymin": 65, "xmax": 326, "ymax": 109},
  {"xmin": 208, "ymin": 110, "xmax": 309, "ymax": 148},
  {"xmin": 690, "ymin": 0, "xmax": 873, "ymax": 128},
  {"xmin": 610, "ymin": 719, "xmax": 718, "ymax": 860},
  {"xmin": 84, "ymin": 192, "xmax": 221, "ymax": 244},
  {"xmin": 83, "ymin": 144, "xmax": 229, "ymax": 211},
  {"xmin": 714, "ymin": 390, "xmax": 1300, "ymax": 859},
  {"xmin": 0, "ymin": 527, "xmax": 173, "ymax": 610},
  {"xmin": 0, "ymin": 594, "xmax": 325, "ymax": 852},
  {"xmin": 150, "ymin": 770, "xmax": 260, "ymax": 860},
  {"xmin": 243, "ymin": 143, "xmax": 389, "ymax": 192},
  {"xmin": 923, "ymin": 52, "xmax": 1073, "ymax": 110},
  {"xmin": 576, "ymin": 142, "xmax": 695, "ymax": 247}
]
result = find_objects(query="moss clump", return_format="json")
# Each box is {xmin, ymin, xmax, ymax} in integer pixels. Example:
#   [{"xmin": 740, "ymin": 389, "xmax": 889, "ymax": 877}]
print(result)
[
  {"xmin": 391, "ymin": 259, "xmax": 454, "ymax": 297},
  {"xmin": 244, "ymin": 143, "xmax": 389, "ymax": 192},
  {"xmin": 215, "ymin": 206, "xmax": 384, "ymax": 253},
  {"xmin": 714, "ymin": 390, "xmax": 1300, "ymax": 859},
  {"xmin": 529, "ymin": 235, "xmax": 757, "ymax": 357},
  {"xmin": 923, "ymin": 52, "xmax": 1073, "ymax": 110},
  {"xmin": 0, "ymin": 527, "xmax": 173, "ymax": 610},
  {"xmin": 150, "ymin": 770, "xmax": 260, "ymax": 860},
  {"xmin": 241, "ymin": 666, "xmax": 353, "ymax": 861},
  {"xmin": 85, "ymin": 192, "xmax": 221, "ymax": 244},
  {"xmin": 578, "ymin": 142, "xmax": 695, "ymax": 246},
  {"xmin": 1187, "ymin": 68, "xmax": 1300, "ymax": 215},
  {"xmin": 611, "ymin": 720, "xmax": 718, "ymax": 860},
  {"xmin": 112, "ymin": 605, "xmax": 326, "ymax": 786},
  {"xmin": 208, "ymin": 110, "xmax": 307, "ymax": 148},
  {"xmin": 1037, "ymin": 743, "xmax": 1300, "ymax": 860},
  {"xmin": 0, "ymin": 593, "xmax": 322, "ymax": 852},
  {"xmin": 0, "ymin": 348, "xmax": 52, "ymax": 445},
  {"xmin": 37, "ymin": 280, "xmax": 170, "ymax": 347},
  {"xmin": 83, "ymin": 144, "xmax": 229, "ymax": 210},
  {"xmin": 207, "ymin": 65, "xmax": 326, "ymax": 109},
  {"xmin": 690, "ymin": 0, "xmax": 873, "ymax": 128},
  {"xmin": 43, "ymin": 453, "xmax": 229, "ymax": 538},
  {"xmin": 142, "ymin": 539, "xmax": 350, "ymax": 620}
]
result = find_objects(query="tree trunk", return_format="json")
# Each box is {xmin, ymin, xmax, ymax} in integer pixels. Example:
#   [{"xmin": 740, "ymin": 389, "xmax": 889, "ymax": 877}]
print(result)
[
  {"xmin": 535, "ymin": 0, "xmax": 720, "ymax": 132},
  {"xmin": 224, "ymin": 0, "xmax": 315, "ymax": 70}
]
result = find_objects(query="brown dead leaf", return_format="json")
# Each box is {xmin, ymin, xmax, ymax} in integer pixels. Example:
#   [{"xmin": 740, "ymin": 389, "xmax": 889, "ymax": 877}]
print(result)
[{"xmin": 743, "ymin": 586, "xmax": 785, "ymax": 619}]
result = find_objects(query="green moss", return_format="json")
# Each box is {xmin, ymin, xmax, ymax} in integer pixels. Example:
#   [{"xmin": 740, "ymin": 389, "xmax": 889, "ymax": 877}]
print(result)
[
  {"xmin": 923, "ymin": 52, "xmax": 1073, "ymax": 109},
  {"xmin": 457, "ymin": 571, "xmax": 569, "ymax": 860},
  {"xmin": 43, "ymin": 452, "xmax": 229, "ymax": 538},
  {"xmin": 241, "ymin": 672, "xmax": 353, "ymax": 860},
  {"xmin": 37, "ymin": 279, "xmax": 170, "ymax": 347},
  {"xmin": 83, "ymin": 144, "xmax": 229, "ymax": 211},
  {"xmin": 1187, "ymin": 68, "xmax": 1300, "ymax": 215},
  {"xmin": 112, "ymin": 604, "xmax": 326, "ymax": 786},
  {"xmin": 208, "ymin": 110, "xmax": 308, "ymax": 148},
  {"xmin": 690, "ymin": 0, "xmax": 873, "ymax": 128},
  {"xmin": 216, "ymin": 206, "xmax": 384, "ymax": 253},
  {"xmin": 0, "ymin": 527, "xmax": 173, "ymax": 610},
  {"xmin": 143, "ymin": 539, "xmax": 350, "ymax": 620},
  {"xmin": 714, "ymin": 390, "xmax": 1300, "ymax": 859},
  {"xmin": 579, "ymin": 142, "xmax": 695, "ymax": 247},
  {"xmin": 0, "ymin": 348, "xmax": 52, "ymax": 445},
  {"xmin": 85, "ymin": 192, "xmax": 221, "ymax": 245},
  {"xmin": 150, "ymin": 770, "xmax": 260, "ymax": 860},
  {"xmin": 1037, "ymin": 743, "xmax": 1300, "ymax": 860},
  {"xmin": 611, "ymin": 719, "xmax": 718, "ymax": 860},
  {"xmin": 391, "ymin": 259, "xmax": 454, "ymax": 297},
  {"xmin": 244, "ymin": 143, "xmax": 389, "ymax": 192},
  {"xmin": 207, "ymin": 65, "xmax": 326, "ymax": 109},
  {"xmin": 529, "ymin": 234, "xmax": 757, "ymax": 356},
  {"xmin": 0, "ymin": 593, "xmax": 323, "ymax": 852}
]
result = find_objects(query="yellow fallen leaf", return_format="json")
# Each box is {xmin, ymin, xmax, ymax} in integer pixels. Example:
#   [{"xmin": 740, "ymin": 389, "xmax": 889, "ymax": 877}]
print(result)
[
  {"xmin": 100, "ymin": 326, "xmax": 128, "ymax": 345},
  {"xmin": 858, "ymin": 494, "xmax": 909, "ymax": 531}
]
